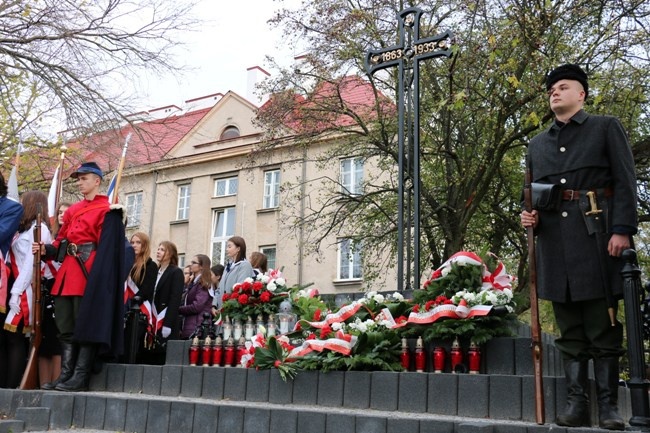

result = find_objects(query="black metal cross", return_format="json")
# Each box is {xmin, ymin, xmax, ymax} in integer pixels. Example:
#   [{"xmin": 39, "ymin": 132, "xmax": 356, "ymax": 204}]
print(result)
[{"xmin": 365, "ymin": 7, "xmax": 453, "ymax": 292}]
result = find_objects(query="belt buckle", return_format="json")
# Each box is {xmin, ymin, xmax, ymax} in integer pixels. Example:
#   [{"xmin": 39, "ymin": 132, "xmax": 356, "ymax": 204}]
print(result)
[
  {"xmin": 66, "ymin": 243, "xmax": 78, "ymax": 256},
  {"xmin": 568, "ymin": 190, "xmax": 576, "ymax": 201}
]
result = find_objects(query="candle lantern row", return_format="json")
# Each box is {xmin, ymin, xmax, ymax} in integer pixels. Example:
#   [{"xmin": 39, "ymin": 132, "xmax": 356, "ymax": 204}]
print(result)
[{"xmin": 400, "ymin": 337, "xmax": 481, "ymax": 374}]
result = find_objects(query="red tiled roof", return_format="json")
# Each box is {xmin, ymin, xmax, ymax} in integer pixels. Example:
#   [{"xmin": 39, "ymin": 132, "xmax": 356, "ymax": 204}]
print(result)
[
  {"xmin": 259, "ymin": 75, "xmax": 393, "ymax": 134},
  {"xmin": 64, "ymin": 107, "xmax": 211, "ymax": 173}
]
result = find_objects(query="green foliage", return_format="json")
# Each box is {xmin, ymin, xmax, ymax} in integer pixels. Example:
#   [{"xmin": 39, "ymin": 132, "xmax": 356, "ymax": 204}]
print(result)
[{"xmin": 258, "ymin": 0, "xmax": 650, "ymax": 303}]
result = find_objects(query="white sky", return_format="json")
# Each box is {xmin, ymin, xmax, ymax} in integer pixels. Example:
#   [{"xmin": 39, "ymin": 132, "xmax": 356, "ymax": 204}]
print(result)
[{"xmin": 135, "ymin": 0, "xmax": 303, "ymax": 111}]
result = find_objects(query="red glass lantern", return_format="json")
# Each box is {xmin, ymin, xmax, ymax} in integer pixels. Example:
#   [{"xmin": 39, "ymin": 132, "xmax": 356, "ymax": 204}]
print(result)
[
  {"xmin": 468, "ymin": 341, "xmax": 481, "ymax": 374},
  {"xmin": 212, "ymin": 336, "xmax": 223, "ymax": 367},
  {"xmin": 433, "ymin": 346, "xmax": 446, "ymax": 373},
  {"xmin": 450, "ymin": 337, "xmax": 463, "ymax": 373},
  {"xmin": 400, "ymin": 338, "xmax": 410, "ymax": 371},
  {"xmin": 201, "ymin": 335, "xmax": 212, "ymax": 366},
  {"xmin": 415, "ymin": 336, "xmax": 425, "ymax": 373},
  {"xmin": 224, "ymin": 336, "xmax": 235, "ymax": 367},
  {"xmin": 188, "ymin": 336, "xmax": 200, "ymax": 366}
]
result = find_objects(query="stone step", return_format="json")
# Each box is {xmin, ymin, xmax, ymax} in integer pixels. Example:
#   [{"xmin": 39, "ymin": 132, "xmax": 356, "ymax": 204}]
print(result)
[
  {"xmin": 0, "ymin": 389, "xmax": 645, "ymax": 433},
  {"xmin": 0, "ymin": 419, "xmax": 24, "ymax": 433}
]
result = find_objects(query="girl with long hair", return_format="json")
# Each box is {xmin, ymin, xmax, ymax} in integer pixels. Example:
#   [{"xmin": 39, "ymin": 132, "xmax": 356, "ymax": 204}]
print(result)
[
  {"xmin": 38, "ymin": 201, "xmax": 70, "ymax": 387},
  {"xmin": 179, "ymin": 254, "xmax": 213, "ymax": 339},
  {"xmin": 138, "ymin": 241, "xmax": 183, "ymax": 364},
  {"xmin": 212, "ymin": 236, "xmax": 253, "ymax": 314},
  {"xmin": 0, "ymin": 191, "xmax": 51, "ymax": 388},
  {"xmin": 129, "ymin": 232, "xmax": 158, "ymax": 302}
]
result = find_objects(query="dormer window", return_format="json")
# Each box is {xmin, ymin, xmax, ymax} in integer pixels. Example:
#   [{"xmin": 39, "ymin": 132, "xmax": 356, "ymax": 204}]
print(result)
[{"xmin": 220, "ymin": 125, "xmax": 240, "ymax": 140}]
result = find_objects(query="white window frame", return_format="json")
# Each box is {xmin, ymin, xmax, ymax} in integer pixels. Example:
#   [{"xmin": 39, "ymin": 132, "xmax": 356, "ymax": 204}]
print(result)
[
  {"xmin": 176, "ymin": 184, "xmax": 191, "ymax": 220},
  {"xmin": 260, "ymin": 245, "xmax": 277, "ymax": 271},
  {"xmin": 211, "ymin": 207, "xmax": 236, "ymax": 265},
  {"xmin": 338, "ymin": 238, "xmax": 363, "ymax": 280},
  {"xmin": 340, "ymin": 157, "xmax": 364, "ymax": 195},
  {"xmin": 125, "ymin": 191, "xmax": 143, "ymax": 227},
  {"xmin": 214, "ymin": 176, "xmax": 238, "ymax": 197},
  {"xmin": 263, "ymin": 169, "xmax": 280, "ymax": 209}
]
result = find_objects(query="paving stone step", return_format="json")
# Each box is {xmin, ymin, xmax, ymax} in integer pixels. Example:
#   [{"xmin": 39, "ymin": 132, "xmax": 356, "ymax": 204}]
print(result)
[{"xmin": 0, "ymin": 390, "xmax": 646, "ymax": 433}]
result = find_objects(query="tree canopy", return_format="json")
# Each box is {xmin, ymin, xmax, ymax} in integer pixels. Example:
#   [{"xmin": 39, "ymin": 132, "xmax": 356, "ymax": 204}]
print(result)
[{"xmin": 256, "ymin": 0, "xmax": 650, "ymax": 300}]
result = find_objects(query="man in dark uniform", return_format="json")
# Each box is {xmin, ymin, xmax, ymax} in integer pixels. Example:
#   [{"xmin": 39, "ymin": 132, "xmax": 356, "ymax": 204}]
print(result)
[
  {"xmin": 37, "ymin": 162, "xmax": 115, "ymax": 391},
  {"xmin": 521, "ymin": 64, "xmax": 637, "ymax": 430}
]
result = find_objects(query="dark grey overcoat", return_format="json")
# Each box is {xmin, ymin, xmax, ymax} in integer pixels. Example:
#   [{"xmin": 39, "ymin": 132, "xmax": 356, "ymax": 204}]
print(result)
[{"xmin": 527, "ymin": 110, "xmax": 637, "ymax": 303}]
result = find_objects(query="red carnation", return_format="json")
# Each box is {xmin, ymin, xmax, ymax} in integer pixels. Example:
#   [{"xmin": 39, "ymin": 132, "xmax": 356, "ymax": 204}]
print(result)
[
  {"xmin": 313, "ymin": 309, "xmax": 322, "ymax": 321},
  {"xmin": 253, "ymin": 281, "xmax": 264, "ymax": 291},
  {"xmin": 259, "ymin": 291, "xmax": 272, "ymax": 303},
  {"xmin": 307, "ymin": 333, "xmax": 316, "ymax": 340},
  {"xmin": 320, "ymin": 325, "xmax": 332, "ymax": 339},
  {"xmin": 274, "ymin": 360, "xmax": 282, "ymax": 368},
  {"xmin": 425, "ymin": 300, "xmax": 436, "ymax": 311},
  {"xmin": 222, "ymin": 293, "xmax": 229, "ymax": 302},
  {"xmin": 395, "ymin": 315, "xmax": 407, "ymax": 324},
  {"xmin": 242, "ymin": 281, "xmax": 253, "ymax": 291},
  {"xmin": 431, "ymin": 269, "xmax": 442, "ymax": 279},
  {"xmin": 412, "ymin": 304, "xmax": 420, "ymax": 313},
  {"xmin": 238, "ymin": 294, "xmax": 249, "ymax": 305}
]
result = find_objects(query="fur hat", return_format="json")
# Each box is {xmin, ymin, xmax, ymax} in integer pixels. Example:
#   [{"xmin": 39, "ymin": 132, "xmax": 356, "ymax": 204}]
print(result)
[{"xmin": 546, "ymin": 64, "xmax": 589, "ymax": 98}]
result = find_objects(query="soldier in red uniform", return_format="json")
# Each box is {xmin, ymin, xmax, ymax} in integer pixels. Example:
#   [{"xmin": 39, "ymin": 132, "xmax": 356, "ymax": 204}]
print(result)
[{"xmin": 38, "ymin": 162, "xmax": 110, "ymax": 391}]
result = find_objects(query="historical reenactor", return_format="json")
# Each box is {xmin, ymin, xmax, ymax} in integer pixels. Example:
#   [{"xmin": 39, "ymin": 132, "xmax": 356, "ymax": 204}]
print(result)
[
  {"xmin": 0, "ymin": 171, "xmax": 23, "ymax": 387},
  {"xmin": 521, "ymin": 64, "xmax": 637, "ymax": 430},
  {"xmin": 37, "ymin": 162, "xmax": 128, "ymax": 391}
]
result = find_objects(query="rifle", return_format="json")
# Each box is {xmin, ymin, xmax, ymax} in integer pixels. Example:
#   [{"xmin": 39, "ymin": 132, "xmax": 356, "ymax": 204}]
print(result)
[
  {"xmin": 19, "ymin": 204, "xmax": 43, "ymax": 389},
  {"xmin": 524, "ymin": 165, "xmax": 545, "ymax": 424}
]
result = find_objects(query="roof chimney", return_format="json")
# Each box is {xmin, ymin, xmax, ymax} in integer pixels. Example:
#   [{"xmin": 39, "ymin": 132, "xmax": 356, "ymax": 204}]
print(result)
[{"xmin": 246, "ymin": 66, "xmax": 271, "ymax": 106}]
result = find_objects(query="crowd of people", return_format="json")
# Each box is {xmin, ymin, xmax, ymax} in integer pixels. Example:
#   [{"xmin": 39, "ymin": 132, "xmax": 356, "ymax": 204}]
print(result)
[{"xmin": 0, "ymin": 162, "xmax": 263, "ymax": 390}]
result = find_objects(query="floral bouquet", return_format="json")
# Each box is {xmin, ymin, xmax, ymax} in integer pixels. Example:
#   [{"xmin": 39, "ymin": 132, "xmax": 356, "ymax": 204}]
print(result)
[
  {"xmin": 285, "ymin": 291, "xmax": 410, "ymax": 372},
  {"xmin": 220, "ymin": 269, "xmax": 290, "ymax": 323},
  {"xmin": 409, "ymin": 251, "xmax": 517, "ymax": 343}
]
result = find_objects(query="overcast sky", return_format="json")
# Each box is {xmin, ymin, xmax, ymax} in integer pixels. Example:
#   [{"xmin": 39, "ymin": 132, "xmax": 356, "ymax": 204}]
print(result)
[{"xmin": 134, "ymin": 0, "xmax": 302, "ymax": 111}]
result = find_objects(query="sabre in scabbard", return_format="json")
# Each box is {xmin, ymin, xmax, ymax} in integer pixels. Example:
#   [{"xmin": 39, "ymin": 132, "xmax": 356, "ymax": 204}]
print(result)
[{"xmin": 585, "ymin": 190, "xmax": 616, "ymax": 327}]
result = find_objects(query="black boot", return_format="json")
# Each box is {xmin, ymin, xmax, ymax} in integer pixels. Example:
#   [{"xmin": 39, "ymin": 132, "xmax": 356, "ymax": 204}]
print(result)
[
  {"xmin": 55, "ymin": 344, "xmax": 96, "ymax": 392},
  {"xmin": 594, "ymin": 357, "xmax": 625, "ymax": 430},
  {"xmin": 556, "ymin": 358, "xmax": 591, "ymax": 427},
  {"xmin": 41, "ymin": 342, "xmax": 77, "ymax": 390}
]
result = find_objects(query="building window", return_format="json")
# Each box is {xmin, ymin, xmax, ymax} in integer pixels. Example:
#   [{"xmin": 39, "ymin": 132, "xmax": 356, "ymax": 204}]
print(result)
[
  {"xmin": 178, "ymin": 254, "xmax": 186, "ymax": 267},
  {"xmin": 125, "ymin": 192, "xmax": 143, "ymax": 227},
  {"xmin": 260, "ymin": 246, "xmax": 277, "ymax": 270},
  {"xmin": 177, "ymin": 184, "xmax": 191, "ymax": 220},
  {"xmin": 211, "ymin": 207, "xmax": 236, "ymax": 265},
  {"xmin": 220, "ymin": 125, "xmax": 240, "ymax": 140},
  {"xmin": 214, "ymin": 177, "xmax": 238, "ymax": 197},
  {"xmin": 263, "ymin": 169, "xmax": 280, "ymax": 209},
  {"xmin": 340, "ymin": 157, "xmax": 364, "ymax": 195},
  {"xmin": 338, "ymin": 238, "xmax": 362, "ymax": 280}
]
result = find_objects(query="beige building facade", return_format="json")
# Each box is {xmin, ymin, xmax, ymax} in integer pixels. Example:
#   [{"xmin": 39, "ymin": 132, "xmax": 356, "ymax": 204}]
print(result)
[{"xmin": 115, "ymin": 90, "xmax": 399, "ymax": 295}]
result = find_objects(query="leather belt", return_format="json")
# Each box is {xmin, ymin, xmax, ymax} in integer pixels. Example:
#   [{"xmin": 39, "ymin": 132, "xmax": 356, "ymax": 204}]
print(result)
[
  {"xmin": 66, "ymin": 242, "xmax": 96, "ymax": 257},
  {"xmin": 562, "ymin": 187, "xmax": 613, "ymax": 201}
]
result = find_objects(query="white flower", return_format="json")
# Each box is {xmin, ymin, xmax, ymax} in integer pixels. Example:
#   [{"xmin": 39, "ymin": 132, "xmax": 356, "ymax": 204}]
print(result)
[
  {"xmin": 358, "ymin": 297, "xmax": 367, "ymax": 304},
  {"xmin": 331, "ymin": 322, "xmax": 343, "ymax": 331},
  {"xmin": 260, "ymin": 275, "xmax": 270, "ymax": 284},
  {"xmin": 366, "ymin": 291, "xmax": 377, "ymax": 298},
  {"xmin": 275, "ymin": 277, "xmax": 286, "ymax": 287},
  {"xmin": 244, "ymin": 277, "xmax": 254, "ymax": 284},
  {"xmin": 373, "ymin": 294, "xmax": 385, "ymax": 303},
  {"xmin": 267, "ymin": 282, "xmax": 277, "ymax": 292},
  {"xmin": 391, "ymin": 292, "xmax": 404, "ymax": 302}
]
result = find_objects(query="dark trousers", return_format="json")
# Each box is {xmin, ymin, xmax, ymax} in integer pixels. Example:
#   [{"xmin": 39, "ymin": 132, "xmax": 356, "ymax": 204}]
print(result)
[
  {"xmin": 553, "ymin": 298, "xmax": 624, "ymax": 360},
  {"xmin": 55, "ymin": 296, "xmax": 83, "ymax": 343}
]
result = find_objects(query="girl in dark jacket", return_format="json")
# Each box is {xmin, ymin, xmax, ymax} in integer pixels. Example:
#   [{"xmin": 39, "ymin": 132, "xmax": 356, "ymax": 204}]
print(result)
[{"xmin": 179, "ymin": 254, "xmax": 213, "ymax": 339}]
